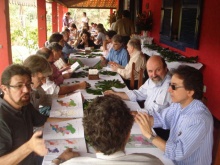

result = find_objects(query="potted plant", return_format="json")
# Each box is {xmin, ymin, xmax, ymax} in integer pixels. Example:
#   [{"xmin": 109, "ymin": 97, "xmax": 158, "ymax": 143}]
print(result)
[{"xmin": 135, "ymin": 10, "xmax": 153, "ymax": 35}]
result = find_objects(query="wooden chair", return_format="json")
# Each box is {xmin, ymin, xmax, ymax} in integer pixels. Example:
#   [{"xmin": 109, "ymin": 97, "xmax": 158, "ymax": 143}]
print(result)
[{"xmin": 130, "ymin": 62, "xmax": 144, "ymax": 90}]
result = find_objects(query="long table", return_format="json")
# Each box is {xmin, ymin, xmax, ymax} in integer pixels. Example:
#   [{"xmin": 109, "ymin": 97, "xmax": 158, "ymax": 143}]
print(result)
[
  {"xmin": 62, "ymin": 73, "xmax": 174, "ymax": 164},
  {"xmin": 43, "ymin": 68, "xmax": 173, "ymax": 165}
]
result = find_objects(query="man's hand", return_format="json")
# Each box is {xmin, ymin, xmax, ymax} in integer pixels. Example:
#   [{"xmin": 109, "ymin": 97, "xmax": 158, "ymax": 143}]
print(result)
[
  {"xmin": 135, "ymin": 113, "xmax": 154, "ymax": 139},
  {"xmin": 79, "ymin": 81, "xmax": 90, "ymax": 89},
  {"xmin": 27, "ymin": 131, "xmax": 48, "ymax": 156},
  {"xmin": 58, "ymin": 148, "xmax": 79, "ymax": 161},
  {"xmin": 110, "ymin": 63, "xmax": 119, "ymax": 72},
  {"xmin": 103, "ymin": 90, "xmax": 115, "ymax": 95}
]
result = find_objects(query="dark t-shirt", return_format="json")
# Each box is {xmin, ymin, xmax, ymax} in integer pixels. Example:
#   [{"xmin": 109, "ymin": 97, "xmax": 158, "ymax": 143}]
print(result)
[{"xmin": 0, "ymin": 97, "xmax": 48, "ymax": 165}]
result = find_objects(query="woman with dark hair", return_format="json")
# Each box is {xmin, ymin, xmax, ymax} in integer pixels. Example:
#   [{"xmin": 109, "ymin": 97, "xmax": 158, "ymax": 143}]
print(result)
[
  {"xmin": 69, "ymin": 23, "xmax": 79, "ymax": 41},
  {"xmin": 77, "ymin": 31, "xmax": 99, "ymax": 49}
]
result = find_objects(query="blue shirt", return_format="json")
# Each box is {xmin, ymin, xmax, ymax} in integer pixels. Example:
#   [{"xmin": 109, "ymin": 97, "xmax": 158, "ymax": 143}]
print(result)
[
  {"xmin": 62, "ymin": 42, "xmax": 77, "ymax": 60},
  {"xmin": 106, "ymin": 47, "xmax": 128, "ymax": 67},
  {"xmin": 153, "ymin": 99, "xmax": 213, "ymax": 165}
]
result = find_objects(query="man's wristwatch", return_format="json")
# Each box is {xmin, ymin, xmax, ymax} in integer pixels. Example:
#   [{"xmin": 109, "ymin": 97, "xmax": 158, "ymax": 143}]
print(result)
[
  {"xmin": 52, "ymin": 157, "xmax": 65, "ymax": 165},
  {"xmin": 149, "ymin": 134, "xmax": 157, "ymax": 142}
]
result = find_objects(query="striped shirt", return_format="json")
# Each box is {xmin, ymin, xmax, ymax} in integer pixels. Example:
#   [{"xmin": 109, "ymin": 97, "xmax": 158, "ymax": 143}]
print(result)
[{"xmin": 153, "ymin": 99, "xmax": 213, "ymax": 165}]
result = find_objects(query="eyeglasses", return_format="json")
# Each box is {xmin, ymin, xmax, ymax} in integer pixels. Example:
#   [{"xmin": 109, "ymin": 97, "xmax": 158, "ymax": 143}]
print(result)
[
  {"xmin": 8, "ymin": 83, "xmax": 33, "ymax": 90},
  {"xmin": 169, "ymin": 83, "xmax": 184, "ymax": 90}
]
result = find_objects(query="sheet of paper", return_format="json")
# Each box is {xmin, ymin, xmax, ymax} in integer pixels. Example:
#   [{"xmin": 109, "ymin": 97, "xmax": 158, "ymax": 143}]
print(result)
[
  {"xmin": 43, "ymin": 118, "xmax": 84, "ymax": 140},
  {"xmin": 49, "ymin": 92, "xmax": 83, "ymax": 118}
]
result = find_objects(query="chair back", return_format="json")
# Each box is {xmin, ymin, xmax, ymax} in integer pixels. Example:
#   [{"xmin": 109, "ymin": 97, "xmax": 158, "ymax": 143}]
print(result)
[
  {"xmin": 130, "ymin": 62, "xmax": 144, "ymax": 90},
  {"xmin": 130, "ymin": 62, "xmax": 135, "ymax": 90}
]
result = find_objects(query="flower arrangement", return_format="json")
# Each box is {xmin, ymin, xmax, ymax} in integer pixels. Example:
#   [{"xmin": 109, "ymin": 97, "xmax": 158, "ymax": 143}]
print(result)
[{"xmin": 136, "ymin": 10, "xmax": 153, "ymax": 31}]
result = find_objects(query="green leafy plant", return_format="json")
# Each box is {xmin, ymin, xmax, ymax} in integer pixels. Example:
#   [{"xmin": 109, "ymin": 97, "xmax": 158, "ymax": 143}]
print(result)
[
  {"xmin": 99, "ymin": 70, "xmax": 117, "ymax": 76},
  {"xmin": 71, "ymin": 71, "xmax": 88, "ymax": 78},
  {"xmin": 144, "ymin": 44, "xmax": 198, "ymax": 63}
]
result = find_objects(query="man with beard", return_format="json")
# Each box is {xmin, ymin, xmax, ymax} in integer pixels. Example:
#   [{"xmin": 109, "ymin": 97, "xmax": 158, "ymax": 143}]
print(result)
[
  {"xmin": 0, "ymin": 64, "xmax": 69, "ymax": 164},
  {"xmin": 104, "ymin": 55, "xmax": 171, "ymax": 140},
  {"xmin": 135, "ymin": 65, "xmax": 213, "ymax": 165}
]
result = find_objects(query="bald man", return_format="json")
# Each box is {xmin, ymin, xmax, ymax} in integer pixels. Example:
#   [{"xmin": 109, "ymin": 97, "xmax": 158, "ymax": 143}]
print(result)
[{"xmin": 104, "ymin": 55, "xmax": 172, "ymax": 140}]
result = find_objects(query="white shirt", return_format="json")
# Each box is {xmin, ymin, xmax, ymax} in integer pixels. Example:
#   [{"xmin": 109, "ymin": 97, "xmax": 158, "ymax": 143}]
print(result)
[
  {"xmin": 117, "ymin": 51, "xmax": 146, "ymax": 80},
  {"xmin": 41, "ymin": 77, "xmax": 60, "ymax": 95},
  {"xmin": 126, "ymin": 73, "xmax": 172, "ymax": 114},
  {"xmin": 61, "ymin": 151, "xmax": 163, "ymax": 165}
]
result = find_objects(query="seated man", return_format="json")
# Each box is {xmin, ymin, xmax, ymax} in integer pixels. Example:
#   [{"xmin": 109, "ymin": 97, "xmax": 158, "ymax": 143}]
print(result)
[
  {"xmin": 0, "ymin": 64, "xmax": 69, "ymax": 164},
  {"xmin": 104, "ymin": 55, "xmax": 172, "ymax": 140},
  {"xmin": 135, "ymin": 65, "xmax": 213, "ymax": 165},
  {"xmin": 111, "ymin": 38, "xmax": 146, "ymax": 89},
  {"xmin": 101, "ymin": 34, "xmax": 128, "ymax": 67},
  {"xmin": 51, "ymin": 95, "xmax": 163, "ymax": 165}
]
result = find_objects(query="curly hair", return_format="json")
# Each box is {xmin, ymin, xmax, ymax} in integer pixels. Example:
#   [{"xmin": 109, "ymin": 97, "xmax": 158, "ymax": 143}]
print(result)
[
  {"xmin": 171, "ymin": 65, "xmax": 203, "ymax": 100},
  {"xmin": 83, "ymin": 95, "xmax": 134, "ymax": 155}
]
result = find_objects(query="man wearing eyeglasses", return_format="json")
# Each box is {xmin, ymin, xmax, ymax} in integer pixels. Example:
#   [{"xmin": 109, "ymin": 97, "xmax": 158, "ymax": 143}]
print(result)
[
  {"xmin": 104, "ymin": 55, "xmax": 172, "ymax": 140},
  {"xmin": 0, "ymin": 64, "xmax": 70, "ymax": 165},
  {"xmin": 135, "ymin": 65, "xmax": 213, "ymax": 165}
]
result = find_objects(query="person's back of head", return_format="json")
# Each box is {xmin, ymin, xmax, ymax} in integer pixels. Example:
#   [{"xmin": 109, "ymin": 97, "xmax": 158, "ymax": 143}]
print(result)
[
  {"xmin": 97, "ymin": 23, "xmax": 106, "ymax": 33},
  {"xmin": 36, "ymin": 47, "xmax": 52, "ymax": 60},
  {"xmin": 83, "ymin": 95, "xmax": 134, "ymax": 155},
  {"xmin": 47, "ymin": 42, "xmax": 63, "ymax": 52},
  {"xmin": 23, "ymin": 55, "xmax": 52, "ymax": 77},
  {"xmin": 106, "ymin": 30, "xmax": 117, "ymax": 39},
  {"xmin": 122, "ymin": 10, "xmax": 130, "ymax": 18},
  {"xmin": 49, "ymin": 33, "xmax": 63, "ymax": 43},
  {"xmin": 171, "ymin": 65, "xmax": 203, "ymax": 100}
]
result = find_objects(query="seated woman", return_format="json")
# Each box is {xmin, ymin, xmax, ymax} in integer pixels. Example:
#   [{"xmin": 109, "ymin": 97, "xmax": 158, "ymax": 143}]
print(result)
[
  {"xmin": 94, "ymin": 23, "xmax": 106, "ymax": 46},
  {"xmin": 111, "ymin": 38, "xmax": 146, "ymax": 89},
  {"xmin": 69, "ymin": 23, "xmax": 79, "ymax": 42},
  {"xmin": 76, "ymin": 31, "xmax": 99, "ymax": 49}
]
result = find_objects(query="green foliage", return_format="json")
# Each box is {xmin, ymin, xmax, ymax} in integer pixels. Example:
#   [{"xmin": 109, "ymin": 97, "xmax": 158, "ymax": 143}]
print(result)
[{"xmin": 144, "ymin": 44, "xmax": 198, "ymax": 63}]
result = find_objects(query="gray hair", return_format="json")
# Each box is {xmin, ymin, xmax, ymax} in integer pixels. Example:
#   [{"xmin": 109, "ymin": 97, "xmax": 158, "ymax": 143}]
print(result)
[
  {"xmin": 23, "ymin": 55, "xmax": 52, "ymax": 77},
  {"xmin": 128, "ymin": 38, "xmax": 141, "ymax": 51}
]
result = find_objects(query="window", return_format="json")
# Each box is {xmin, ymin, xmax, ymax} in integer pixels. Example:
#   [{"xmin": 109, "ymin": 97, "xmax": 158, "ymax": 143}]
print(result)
[{"xmin": 160, "ymin": 0, "xmax": 203, "ymax": 50}]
